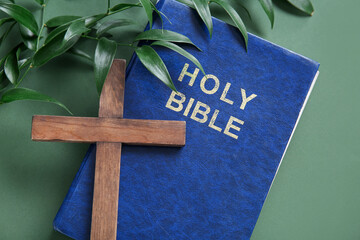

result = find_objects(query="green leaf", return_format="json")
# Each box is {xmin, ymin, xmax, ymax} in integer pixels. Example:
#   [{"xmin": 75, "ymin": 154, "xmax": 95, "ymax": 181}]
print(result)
[
  {"xmin": 135, "ymin": 45, "xmax": 176, "ymax": 92},
  {"xmin": 94, "ymin": 37, "xmax": 117, "ymax": 95},
  {"xmin": 0, "ymin": 88, "xmax": 72, "ymax": 114},
  {"xmin": 0, "ymin": 17, "xmax": 14, "ymax": 27},
  {"xmin": 108, "ymin": 3, "xmax": 141, "ymax": 14},
  {"xmin": 64, "ymin": 20, "xmax": 89, "ymax": 41},
  {"xmin": 4, "ymin": 50, "xmax": 19, "ymax": 84},
  {"xmin": 33, "ymin": 21, "xmax": 88, "ymax": 67},
  {"xmin": 84, "ymin": 14, "xmax": 107, "ymax": 28},
  {"xmin": 176, "ymin": 0, "xmax": 194, "ymax": 7},
  {"xmin": 19, "ymin": 24, "xmax": 37, "ymax": 50},
  {"xmin": 0, "ymin": 22, "xmax": 16, "ymax": 45},
  {"xmin": 44, "ymin": 24, "xmax": 69, "ymax": 44},
  {"xmin": 286, "ymin": 0, "xmax": 314, "ymax": 15},
  {"xmin": 0, "ymin": 3, "xmax": 38, "ymax": 35},
  {"xmin": 139, "ymin": 0, "xmax": 154, "ymax": 29},
  {"xmin": 134, "ymin": 29, "xmax": 201, "ymax": 50},
  {"xmin": 34, "ymin": 0, "xmax": 45, "ymax": 5},
  {"xmin": 68, "ymin": 48, "xmax": 93, "ymax": 62},
  {"xmin": 0, "ymin": 70, "xmax": 10, "ymax": 91},
  {"xmin": 192, "ymin": 0, "xmax": 213, "ymax": 37},
  {"xmin": 211, "ymin": 0, "xmax": 248, "ymax": 50},
  {"xmin": 45, "ymin": 16, "xmax": 81, "ymax": 28},
  {"xmin": 151, "ymin": 41, "xmax": 205, "ymax": 75},
  {"xmin": 259, "ymin": 0, "xmax": 274, "ymax": 28},
  {"xmin": 18, "ymin": 57, "xmax": 31, "ymax": 70},
  {"xmin": 96, "ymin": 19, "xmax": 134, "ymax": 37}
]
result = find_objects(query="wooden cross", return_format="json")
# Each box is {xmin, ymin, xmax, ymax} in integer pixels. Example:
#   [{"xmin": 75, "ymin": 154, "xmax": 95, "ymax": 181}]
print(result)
[{"xmin": 31, "ymin": 59, "xmax": 186, "ymax": 240}]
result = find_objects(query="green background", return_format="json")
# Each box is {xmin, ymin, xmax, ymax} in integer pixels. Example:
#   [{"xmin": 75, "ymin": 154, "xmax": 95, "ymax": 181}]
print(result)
[{"xmin": 0, "ymin": 0, "xmax": 359, "ymax": 239}]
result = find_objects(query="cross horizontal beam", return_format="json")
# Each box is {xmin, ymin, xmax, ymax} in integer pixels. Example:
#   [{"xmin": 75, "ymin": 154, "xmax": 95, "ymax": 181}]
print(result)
[{"xmin": 32, "ymin": 115, "xmax": 186, "ymax": 147}]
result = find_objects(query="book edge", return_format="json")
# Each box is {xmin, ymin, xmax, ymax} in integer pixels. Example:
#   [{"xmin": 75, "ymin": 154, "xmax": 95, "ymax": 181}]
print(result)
[
  {"xmin": 53, "ymin": 144, "xmax": 95, "ymax": 238},
  {"xmin": 263, "ymin": 70, "xmax": 320, "ymax": 201}
]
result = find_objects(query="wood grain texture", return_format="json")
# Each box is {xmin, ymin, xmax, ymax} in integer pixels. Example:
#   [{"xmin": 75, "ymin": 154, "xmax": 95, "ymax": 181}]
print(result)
[
  {"xmin": 31, "ymin": 116, "xmax": 186, "ymax": 147},
  {"xmin": 91, "ymin": 59, "xmax": 125, "ymax": 240},
  {"xmin": 30, "ymin": 59, "xmax": 186, "ymax": 240}
]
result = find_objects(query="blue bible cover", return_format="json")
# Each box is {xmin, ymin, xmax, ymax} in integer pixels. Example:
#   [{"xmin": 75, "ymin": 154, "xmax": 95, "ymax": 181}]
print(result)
[{"xmin": 53, "ymin": 0, "xmax": 320, "ymax": 239}]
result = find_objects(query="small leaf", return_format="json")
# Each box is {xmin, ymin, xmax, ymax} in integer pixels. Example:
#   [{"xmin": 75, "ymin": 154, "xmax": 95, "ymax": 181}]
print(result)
[
  {"xmin": 0, "ymin": 70, "xmax": 10, "ymax": 91},
  {"xmin": 19, "ymin": 24, "xmax": 37, "ymax": 50},
  {"xmin": 286, "ymin": 0, "xmax": 314, "ymax": 15},
  {"xmin": 151, "ymin": 41, "xmax": 205, "ymax": 75},
  {"xmin": 18, "ymin": 57, "xmax": 31, "ymax": 70},
  {"xmin": 33, "ymin": 21, "xmax": 87, "ymax": 67},
  {"xmin": 0, "ymin": 3, "xmax": 38, "ymax": 35},
  {"xmin": 0, "ymin": 17, "xmax": 14, "ymax": 27},
  {"xmin": 45, "ymin": 24, "xmax": 69, "ymax": 44},
  {"xmin": 45, "ymin": 16, "xmax": 81, "ymax": 28},
  {"xmin": 68, "ymin": 48, "xmax": 93, "ymax": 62},
  {"xmin": 135, "ymin": 45, "xmax": 176, "ymax": 92},
  {"xmin": 259, "ymin": 0, "xmax": 274, "ymax": 28},
  {"xmin": 0, "ymin": 88, "xmax": 72, "ymax": 114},
  {"xmin": 176, "ymin": 0, "xmax": 194, "ymax": 7},
  {"xmin": 34, "ymin": 0, "xmax": 45, "ymax": 5},
  {"xmin": 94, "ymin": 37, "xmax": 117, "ymax": 95},
  {"xmin": 84, "ymin": 14, "xmax": 107, "ymax": 28},
  {"xmin": 64, "ymin": 20, "xmax": 89, "ymax": 41},
  {"xmin": 139, "ymin": 0, "xmax": 153, "ymax": 29},
  {"xmin": 96, "ymin": 19, "xmax": 134, "ymax": 37},
  {"xmin": 192, "ymin": 0, "xmax": 213, "ymax": 37},
  {"xmin": 211, "ymin": 0, "xmax": 248, "ymax": 50},
  {"xmin": 0, "ymin": 22, "xmax": 16, "ymax": 45},
  {"xmin": 4, "ymin": 50, "xmax": 19, "ymax": 84},
  {"xmin": 134, "ymin": 29, "xmax": 201, "ymax": 50},
  {"xmin": 109, "ymin": 3, "xmax": 141, "ymax": 14}
]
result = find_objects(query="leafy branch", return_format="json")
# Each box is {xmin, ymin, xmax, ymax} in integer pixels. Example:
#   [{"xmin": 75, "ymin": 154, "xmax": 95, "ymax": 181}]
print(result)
[{"xmin": 0, "ymin": 0, "xmax": 313, "ymax": 114}]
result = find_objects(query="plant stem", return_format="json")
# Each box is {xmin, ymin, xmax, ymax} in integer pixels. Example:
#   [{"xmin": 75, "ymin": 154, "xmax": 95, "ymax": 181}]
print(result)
[
  {"xmin": 36, "ymin": 3, "xmax": 46, "ymax": 51},
  {"xmin": 15, "ymin": 65, "xmax": 32, "ymax": 88},
  {"xmin": 82, "ymin": 35, "xmax": 99, "ymax": 41},
  {"xmin": 107, "ymin": 0, "xmax": 111, "ymax": 13}
]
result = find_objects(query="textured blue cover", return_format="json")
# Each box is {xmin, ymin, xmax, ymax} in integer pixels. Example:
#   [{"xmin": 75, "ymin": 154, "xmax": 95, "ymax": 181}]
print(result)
[{"xmin": 53, "ymin": 0, "xmax": 320, "ymax": 239}]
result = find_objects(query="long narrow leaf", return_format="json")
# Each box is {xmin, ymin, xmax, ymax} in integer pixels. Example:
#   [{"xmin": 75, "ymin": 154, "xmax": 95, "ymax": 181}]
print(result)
[
  {"xmin": 134, "ymin": 29, "xmax": 201, "ymax": 50},
  {"xmin": 84, "ymin": 14, "xmax": 106, "ymax": 28},
  {"xmin": 139, "ymin": 0, "xmax": 153, "ymax": 29},
  {"xmin": 135, "ymin": 45, "xmax": 176, "ymax": 92},
  {"xmin": 96, "ymin": 19, "xmax": 134, "ymax": 37},
  {"xmin": 0, "ymin": 70, "xmax": 10, "ymax": 91},
  {"xmin": 64, "ymin": 20, "xmax": 89, "ymax": 41},
  {"xmin": 0, "ymin": 22, "xmax": 16, "ymax": 45},
  {"xmin": 286, "ymin": 0, "xmax": 314, "ymax": 15},
  {"xmin": 68, "ymin": 48, "xmax": 93, "ymax": 62},
  {"xmin": 192, "ymin": 0, "xmax": 213, "ymax": 37},
  {"xmin": 19, "ymin": 24, "xmax": 37, "ymax": 50},
  {"xmin": 4, "ymin": 50, "xmax": 19, "ymax": 84},
  {"xmin": 94, "ymin": 37, "xmax": 117, "ymax": 95},
  {"xmin": 33, "ymin": 21, "xmax": 87, "ymax": 67},
  {"xmin": 211, "ymin": 0, "xmax": 248, "ymax": 50},
  {"xmin": 0, "ymin": 3, "xmax": 38, "ymax": 35},
  {"xmin": 151, "ymin": 41, "xmax": 205, "ymax": 75},
  {"xmin": 46, "ymin": 16, "xmax": 81, "ymax": 28},
  {"xmin": 34, "ymin": 0, "xmax": 45, "ymax": 5},
  {"xmin": 108, "ymin": 3, "xmax": 141, "ymax": 14},
  {"xmin": 259, "ymin": 0, "xmax": 274, "ymax": 28},
  {"xmin": 0, "ymin": 17, "xmax": 13, "ymax": 27},
  {"xmin": 0, "ymin": 88, "xmax": 72, "ymax": 114}
]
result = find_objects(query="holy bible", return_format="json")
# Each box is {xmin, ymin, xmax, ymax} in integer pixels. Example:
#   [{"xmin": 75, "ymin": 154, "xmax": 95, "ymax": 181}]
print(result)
[{"xmin": 53, "ymin": 0, "xmax": 320, "ymax": 239}]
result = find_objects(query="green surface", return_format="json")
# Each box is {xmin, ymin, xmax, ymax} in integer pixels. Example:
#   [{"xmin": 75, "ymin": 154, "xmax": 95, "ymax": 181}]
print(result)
[{"xmin": 0, "ymin": 0, "xmax": 359, "ymax": 239}]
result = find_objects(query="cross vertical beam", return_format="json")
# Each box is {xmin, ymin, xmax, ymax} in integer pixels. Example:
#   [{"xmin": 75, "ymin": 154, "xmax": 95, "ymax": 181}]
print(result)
[
  {"xmin": 91, "ymin": 59, "xmax": 125, "ymax": 240},
  {"xmin": 31, "ymin": 59, "xmax": 186, "ymax": 240}
]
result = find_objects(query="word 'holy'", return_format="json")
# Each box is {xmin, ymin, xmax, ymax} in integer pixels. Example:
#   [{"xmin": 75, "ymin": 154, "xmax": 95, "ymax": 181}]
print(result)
[{"xmin": 165, "ymin": 63, "xmax": 258, "ymax": 140}]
